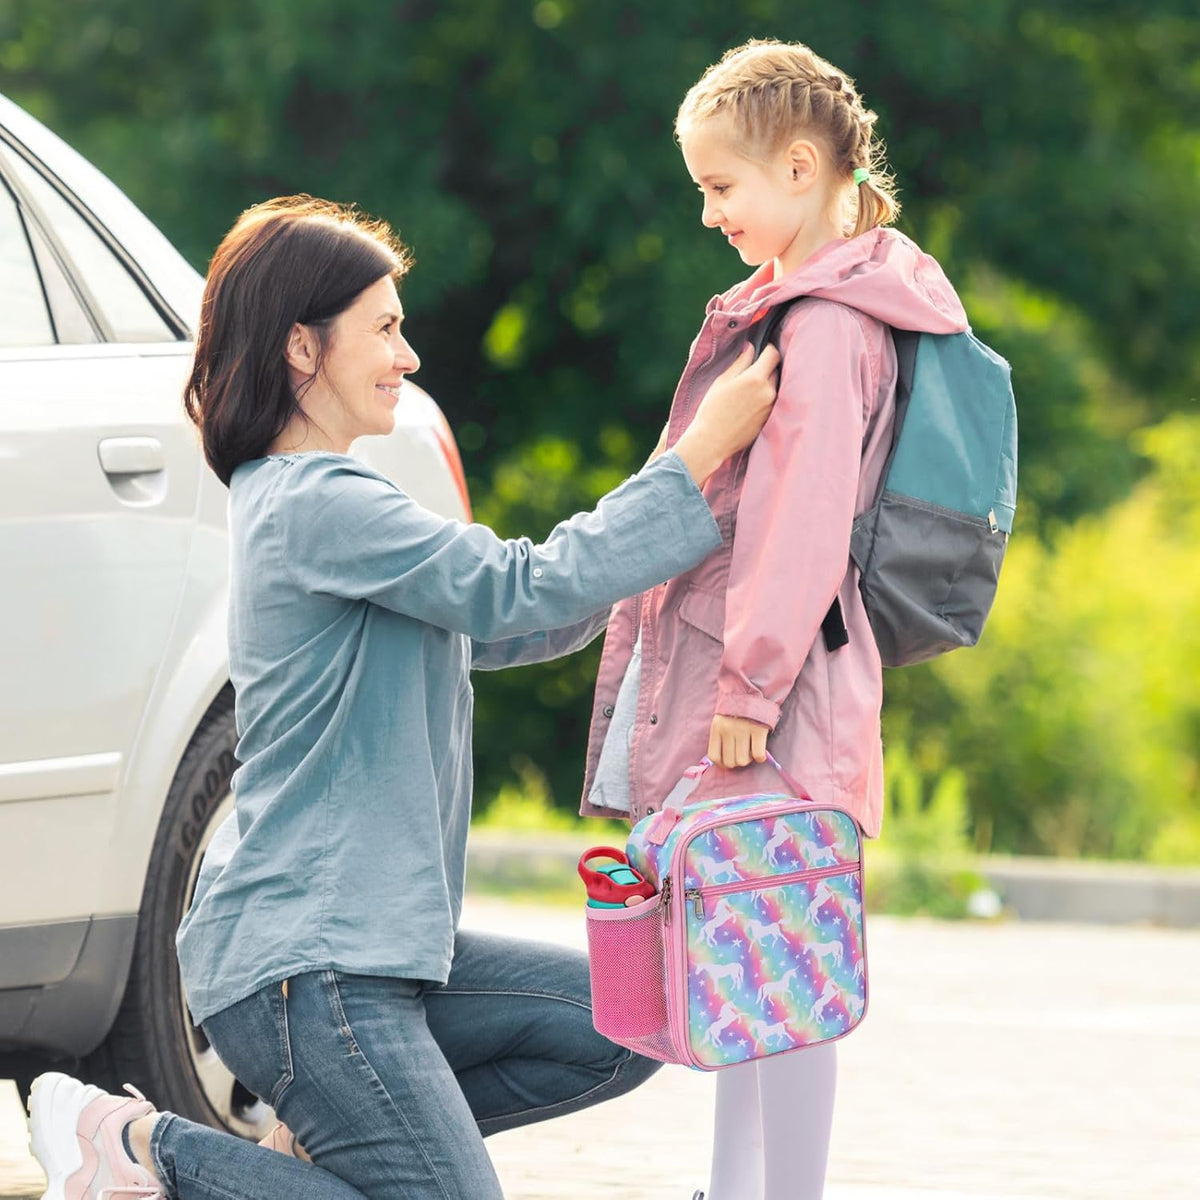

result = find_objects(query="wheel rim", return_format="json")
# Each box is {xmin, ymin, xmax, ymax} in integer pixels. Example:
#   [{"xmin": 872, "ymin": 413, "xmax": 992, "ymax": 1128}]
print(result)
[{"xmin": 178, "ymin": 790, "xmax": 276, "ymax": 1141}]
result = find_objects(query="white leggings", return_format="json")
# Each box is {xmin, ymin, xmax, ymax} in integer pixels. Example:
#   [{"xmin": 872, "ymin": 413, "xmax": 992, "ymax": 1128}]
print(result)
[{"xmin": 707, "ymin": 1043, "xmax": 837, "ymax": 1200}]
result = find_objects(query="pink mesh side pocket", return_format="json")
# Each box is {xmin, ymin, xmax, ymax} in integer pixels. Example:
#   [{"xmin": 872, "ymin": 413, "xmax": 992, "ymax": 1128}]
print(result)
[{"xmin": 585, "ymin": 893, "xmax": 675, "ymax": 1058}]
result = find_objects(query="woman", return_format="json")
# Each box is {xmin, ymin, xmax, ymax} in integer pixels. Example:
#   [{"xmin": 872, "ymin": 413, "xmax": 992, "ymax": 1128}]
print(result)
[{"xmin": 28, "ymin": 194, "xmax": 779, "ymax": 1200}]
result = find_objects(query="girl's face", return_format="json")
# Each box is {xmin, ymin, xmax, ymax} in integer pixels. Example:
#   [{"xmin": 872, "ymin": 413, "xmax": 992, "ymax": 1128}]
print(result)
[
  {"xmin": 297, "ymin": 275, "xmax": 421, "ymax": 451},
  {"xmin": 680, "ymin": 119, "xmax": 836, "ymax": 277}
]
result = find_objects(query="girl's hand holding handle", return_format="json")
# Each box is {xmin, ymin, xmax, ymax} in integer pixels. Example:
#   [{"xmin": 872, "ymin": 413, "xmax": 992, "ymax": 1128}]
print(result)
[
  {"xmin": 674, "ymin": 343, "xmax": 781, "ymax": 486},
  {"xmin": 707, "ymin": 714, "xmax": 770, "ymax": 769}
]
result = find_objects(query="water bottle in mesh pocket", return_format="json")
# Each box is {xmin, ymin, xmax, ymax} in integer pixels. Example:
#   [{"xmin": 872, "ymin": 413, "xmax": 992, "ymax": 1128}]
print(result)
[{"xmin": 584, "ymin": 895, "xmax": 677, "ymax": 1059}]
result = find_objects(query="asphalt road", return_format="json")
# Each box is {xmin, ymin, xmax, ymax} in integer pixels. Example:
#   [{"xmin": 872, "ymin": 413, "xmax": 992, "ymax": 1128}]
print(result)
[{"xmin": 3, "ymin": 899, "xmax": 1198, "ymax": 1199}]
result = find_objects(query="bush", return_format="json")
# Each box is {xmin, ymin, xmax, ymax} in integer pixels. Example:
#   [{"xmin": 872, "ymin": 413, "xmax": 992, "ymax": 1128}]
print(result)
[
  {"xmin": 866, "ymin": 745, "xmax": 992, "ymax": 919},
  {"xmin": 907, "ymin": 414, "xmax": 1200, "ymax": 862}
]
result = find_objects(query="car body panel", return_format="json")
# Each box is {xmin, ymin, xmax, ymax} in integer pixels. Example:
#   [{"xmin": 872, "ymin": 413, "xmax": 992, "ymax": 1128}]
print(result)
[{"xmin": 0, "ymin": 345, "xmax": 199, "ymax": 926}]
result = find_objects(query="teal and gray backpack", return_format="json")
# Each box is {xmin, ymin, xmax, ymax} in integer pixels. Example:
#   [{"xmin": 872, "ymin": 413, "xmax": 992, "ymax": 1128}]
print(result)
[{"xmin": 751, "ymin": 302, "xmax": 1018, "ymax": 667}]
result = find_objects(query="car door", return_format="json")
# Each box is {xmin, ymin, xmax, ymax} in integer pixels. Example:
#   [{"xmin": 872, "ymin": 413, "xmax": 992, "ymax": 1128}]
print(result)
[{"xmin": 0, "ymin": 136, "xmax": 199, "ymax": 941}]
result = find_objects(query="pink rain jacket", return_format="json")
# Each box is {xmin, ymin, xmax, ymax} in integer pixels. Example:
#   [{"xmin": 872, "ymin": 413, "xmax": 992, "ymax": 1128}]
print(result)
[{"xmin": 579, "ymin": 228, "xmax": 969, "ymax": 836}]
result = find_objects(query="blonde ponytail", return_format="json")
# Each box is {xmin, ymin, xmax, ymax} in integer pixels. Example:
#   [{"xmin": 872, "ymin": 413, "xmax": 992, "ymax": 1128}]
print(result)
[{"xmin": 853, "ymin": 174, "xmax": 900, "ymax": 238}]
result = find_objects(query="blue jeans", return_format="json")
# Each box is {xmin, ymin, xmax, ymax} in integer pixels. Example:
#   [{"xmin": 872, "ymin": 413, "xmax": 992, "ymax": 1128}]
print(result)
[{"xmin": 151, "ymin": 929, "xmax": 659, "ymax": 1198}]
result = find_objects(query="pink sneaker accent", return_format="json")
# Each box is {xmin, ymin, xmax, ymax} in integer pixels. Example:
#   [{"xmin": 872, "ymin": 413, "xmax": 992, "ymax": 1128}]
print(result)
[
  {"xmin": 257, "ymin": 1121, "xmax": 311, "ymax": 1162},
  {"xmin": 27, "ymin": 1072, "xmax": 164, "ymax": 1200},
  {"xmin": 257, "ymin": 1122, "xmax": 298, "ymax": 1157}
]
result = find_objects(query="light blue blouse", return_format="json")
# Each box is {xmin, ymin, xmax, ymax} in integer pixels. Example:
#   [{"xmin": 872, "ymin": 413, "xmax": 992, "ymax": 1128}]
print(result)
[{"xmin": 176, "ymin": 449, "xmax": 720, "ymax": 1024}]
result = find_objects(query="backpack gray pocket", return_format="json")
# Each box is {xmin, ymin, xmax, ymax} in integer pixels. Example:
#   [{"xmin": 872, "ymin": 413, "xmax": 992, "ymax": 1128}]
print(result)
[{"xmin": 851, "ymin": 491, "xmax": 1007, "ymax": 667}]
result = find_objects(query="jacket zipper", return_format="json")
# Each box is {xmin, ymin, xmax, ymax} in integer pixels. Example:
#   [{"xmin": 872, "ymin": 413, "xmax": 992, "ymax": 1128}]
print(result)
[
  {"xmin": 624, "ymin": 590, "xmax": 643, "ymax": 816},
  {"xmin": 683, "ymin": 862, "xmax": 856, "ymax": 921}
]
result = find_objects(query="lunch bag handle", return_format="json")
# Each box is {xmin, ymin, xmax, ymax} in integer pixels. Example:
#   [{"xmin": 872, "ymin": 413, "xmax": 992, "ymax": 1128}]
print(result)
[{"xmin": 646, "ymin": 753, "xmax": 812, "ymax": 845}]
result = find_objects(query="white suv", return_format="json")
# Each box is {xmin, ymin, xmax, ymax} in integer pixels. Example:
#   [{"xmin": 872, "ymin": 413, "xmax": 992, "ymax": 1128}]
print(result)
[{"xmin": 0, "ymin": 93, "xmax": 471, "ymax": 1137}]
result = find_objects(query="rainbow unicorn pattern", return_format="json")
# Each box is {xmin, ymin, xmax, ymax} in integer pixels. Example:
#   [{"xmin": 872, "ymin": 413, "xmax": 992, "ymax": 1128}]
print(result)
[{"xmin": 627, "ymin": 794, "xmax": 868, "ymax": 1069}]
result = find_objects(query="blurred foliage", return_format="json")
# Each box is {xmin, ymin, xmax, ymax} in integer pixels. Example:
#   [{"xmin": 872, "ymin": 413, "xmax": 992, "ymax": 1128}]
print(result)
[
  {"xmin": 865, "ymin": 744, "xmax": 993, "ymax": 919},
  {"xmin": 471, "ymin": 753, "xmax": 626, "ymax": 839},
  {"xmin": 3, "ymin": 0, "xmax": 1197, "ymax": 856},
  {"xmin": 876, "ymin": 743, "xmax": 973, "ymax": 864}
]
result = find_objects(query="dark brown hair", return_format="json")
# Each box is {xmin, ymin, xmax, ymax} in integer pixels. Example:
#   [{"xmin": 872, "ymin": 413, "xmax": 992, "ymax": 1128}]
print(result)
[{"xmin": 183, "ymin": 195, "xmax": 412, "ymax": 486}]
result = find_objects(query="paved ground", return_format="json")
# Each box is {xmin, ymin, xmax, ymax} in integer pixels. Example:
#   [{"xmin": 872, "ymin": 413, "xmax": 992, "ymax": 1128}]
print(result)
[{"xmin": 3, "ymin": 900, "xmax": 1198, "ymax": 1198}]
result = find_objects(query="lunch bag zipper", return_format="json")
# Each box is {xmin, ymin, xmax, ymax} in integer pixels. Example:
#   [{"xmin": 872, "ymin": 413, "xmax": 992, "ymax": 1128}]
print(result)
[
  {"xmin": 683, "ymin": 861, "xmax": 857, "ymax": 921},
  {"xmin": 661, "ymin": 803, "xmax": 858, "ymax": 927}
]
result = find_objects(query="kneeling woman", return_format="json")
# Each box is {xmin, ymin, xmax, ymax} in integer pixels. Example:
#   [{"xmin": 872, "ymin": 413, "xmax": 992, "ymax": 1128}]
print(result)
[{"xmin": 28, "ymin": 195, "xmax": 779, "ymax": 1199}]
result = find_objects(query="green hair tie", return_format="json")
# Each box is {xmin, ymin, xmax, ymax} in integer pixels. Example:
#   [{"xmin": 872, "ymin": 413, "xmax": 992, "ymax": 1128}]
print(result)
[{"xmin": 853, "ymin": 167, "xmax": 871, "ymax": 187}]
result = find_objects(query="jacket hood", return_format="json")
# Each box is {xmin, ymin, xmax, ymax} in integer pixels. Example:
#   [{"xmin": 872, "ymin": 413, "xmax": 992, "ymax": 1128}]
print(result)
[{"xmin": 713, "ymin": 228, "xmax": 968, "ymax": 335}]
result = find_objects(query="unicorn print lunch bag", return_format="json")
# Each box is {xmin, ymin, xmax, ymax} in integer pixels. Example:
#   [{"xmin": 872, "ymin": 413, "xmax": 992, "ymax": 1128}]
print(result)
[{"xmin": 584, "ymin": 756, "xmax": 868, "ymax": 1070}]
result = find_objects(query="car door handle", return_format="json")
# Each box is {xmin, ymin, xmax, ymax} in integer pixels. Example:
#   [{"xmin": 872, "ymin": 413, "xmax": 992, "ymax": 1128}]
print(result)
[
  {"xmin": 98, "ymin": 437, "xmax": 165, "ymax": 476},
  {"xmin": 97, "ymin": 437, "xmax": 168, "ymax": 505}
]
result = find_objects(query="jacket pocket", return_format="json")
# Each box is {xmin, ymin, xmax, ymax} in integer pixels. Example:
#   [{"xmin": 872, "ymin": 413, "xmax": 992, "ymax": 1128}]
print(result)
[{"xmin": 676, "ymin": 586, "xmax": 726, "ymax": 643}]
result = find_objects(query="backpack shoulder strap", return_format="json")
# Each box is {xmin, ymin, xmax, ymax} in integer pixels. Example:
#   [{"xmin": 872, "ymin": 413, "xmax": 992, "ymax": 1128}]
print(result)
[
  {"xmin": 888, "ymin": 328, "xmax": 920, "ymax": 462},
  {"xmin": 748, "ymin": 299, "xmax": 796, "ymax": 359}
]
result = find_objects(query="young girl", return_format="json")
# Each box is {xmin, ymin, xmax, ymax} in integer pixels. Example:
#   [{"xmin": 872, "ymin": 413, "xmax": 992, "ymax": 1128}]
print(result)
[{"xmin": 581, "ymin": 39, "xmax": 971, "ymax": 1199}]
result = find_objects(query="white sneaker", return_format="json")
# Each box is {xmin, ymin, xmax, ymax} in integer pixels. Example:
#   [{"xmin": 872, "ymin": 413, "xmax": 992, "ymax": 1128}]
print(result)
[{"xmin": 27, "ymin": 1072, "xmax": 164, "ymax": 1199}]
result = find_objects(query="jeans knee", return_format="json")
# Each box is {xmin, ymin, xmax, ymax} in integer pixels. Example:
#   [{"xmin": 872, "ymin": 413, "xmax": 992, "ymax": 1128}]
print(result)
[{"xmin": 610, "ymin": 1046, "xmax": 662, "ymax": 1094}]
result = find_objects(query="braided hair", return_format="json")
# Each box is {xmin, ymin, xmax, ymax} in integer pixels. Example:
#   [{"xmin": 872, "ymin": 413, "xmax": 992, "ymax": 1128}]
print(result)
[{"xmin": 676, "ymin": 39, "xmax": 900, "ymax": 237}]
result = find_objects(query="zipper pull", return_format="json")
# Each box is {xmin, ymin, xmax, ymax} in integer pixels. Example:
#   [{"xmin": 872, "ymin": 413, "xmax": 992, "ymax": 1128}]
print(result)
[
  {"xmin": 661, "ymin": 876, "xmax": 672, "ymax": 924},
  {"xmin": 686, "ymin": 889, "xmax": 704, "ymax": 920}
]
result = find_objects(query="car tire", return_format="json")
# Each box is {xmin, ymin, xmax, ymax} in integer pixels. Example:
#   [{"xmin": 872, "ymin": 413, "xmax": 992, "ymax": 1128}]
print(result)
[
  {"xmin": 0, "ymin": 1050, "xmax": 61, "ymax": 1109},
  {"xmin": 81, "ymin": 687, "xmax": 259, "ymax": 1134}
]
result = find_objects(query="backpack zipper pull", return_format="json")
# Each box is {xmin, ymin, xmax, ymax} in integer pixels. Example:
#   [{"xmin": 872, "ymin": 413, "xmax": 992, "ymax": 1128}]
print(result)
[
  {"xmin": 661, "ymin": 876, "xmax": 673, "ymax": 924},
  {"xmin": 686, "ymin": 889, "xmax": 704, "ymax": 920}
]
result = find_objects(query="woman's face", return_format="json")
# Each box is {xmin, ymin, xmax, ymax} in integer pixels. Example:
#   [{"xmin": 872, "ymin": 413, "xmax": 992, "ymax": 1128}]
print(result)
[{"xmin": 301, "ymin": 275, "xmax": 421, "ymax": 451}]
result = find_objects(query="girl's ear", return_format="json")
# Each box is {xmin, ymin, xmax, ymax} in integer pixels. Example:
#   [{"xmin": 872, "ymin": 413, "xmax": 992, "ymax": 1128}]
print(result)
[
  {"xmin": 786, "ymin": 139, "xmax": 821, "ymax": 191},
  {"xmin": 284, "ymin": 322, "xmax": 319, "ymax": 373}
]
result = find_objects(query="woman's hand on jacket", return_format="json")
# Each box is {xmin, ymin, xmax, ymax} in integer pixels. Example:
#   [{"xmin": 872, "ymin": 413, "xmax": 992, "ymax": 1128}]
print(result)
[
  {"xmin": 707, "ymin": 713, "xmax": 770, "ymax": 769},
  {"xmin": 674, "ymin": 343, "xmax": 780, "ymax": 486}
]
